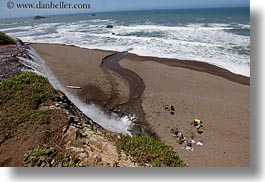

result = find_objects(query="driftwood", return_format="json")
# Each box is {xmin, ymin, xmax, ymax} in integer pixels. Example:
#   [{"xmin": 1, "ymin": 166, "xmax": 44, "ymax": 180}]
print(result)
[{"xmin": 66, "ymin": 86, "xmax": 81, "ymax": 89}]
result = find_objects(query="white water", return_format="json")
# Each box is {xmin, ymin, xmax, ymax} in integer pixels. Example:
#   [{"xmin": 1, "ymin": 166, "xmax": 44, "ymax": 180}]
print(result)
[
  {"xmin": 1, "ymin": 21, "xmax": 250, "ymax": 76},
  {"xmin": 19, "ymin": 48, "xmax": 134, "ymax": 136}
]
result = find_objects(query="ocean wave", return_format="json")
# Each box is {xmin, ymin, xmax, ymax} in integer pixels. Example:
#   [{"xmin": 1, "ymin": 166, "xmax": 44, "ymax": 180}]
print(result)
[
  {"xmin": 0, "ymin": 21, "xmax": 28, "ymax": 26},
  {"xmin": 236, "ymin": 24, "xmax": 250, "ymax": 29},
  {"xmin": 0, "ymin": 20, "xmax": 250, "ymax": 76},
  {"xmin": 88, "ymin": 19, "xmax": 113, "ymax": 23}
]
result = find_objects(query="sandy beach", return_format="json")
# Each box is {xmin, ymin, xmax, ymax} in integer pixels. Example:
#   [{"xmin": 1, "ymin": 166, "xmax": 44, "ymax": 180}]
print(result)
[{"xmin": 31, "ymin": 43, "xmax": 250, "ymax": 167}]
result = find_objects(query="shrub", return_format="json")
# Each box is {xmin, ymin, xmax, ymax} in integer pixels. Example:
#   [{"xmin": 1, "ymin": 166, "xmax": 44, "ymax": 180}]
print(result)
[
  {"xmin": 0, "ymin": 32, "xmax": 16, "ymax": 45},
  {"xmin": 0, "ymin": 72, "xmax": 55, "ymax": 137},
  {"xmin": 118, "ymin": 135, "xmax": 187, "ymax": 167}
]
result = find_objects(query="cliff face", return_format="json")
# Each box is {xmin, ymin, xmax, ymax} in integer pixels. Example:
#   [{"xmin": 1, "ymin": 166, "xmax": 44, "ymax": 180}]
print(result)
[
  {"xmin": 0, "ymin": 34, "xmax": 185, "ymax": 167},
  {"xmin": 0, "ymin": 74, "xmax": 136, "ymax": 167},
  {"xmin": 0, "ymin": 43, "xmax": 29, "ymax": 82},
  {"xmin": 0, "ymin": 39, "xmax": 136, "ymax": 167}
]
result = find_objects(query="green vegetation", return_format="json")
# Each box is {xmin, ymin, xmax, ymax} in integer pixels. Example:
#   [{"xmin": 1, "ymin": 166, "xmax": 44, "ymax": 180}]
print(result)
[
  {"xmin": 0, "ymin": 72, "xmax": 55, "ymax": 137},
  {"xmin": 0, "ymin": 32, "xmax": 17, "ymax": 45},
  {"xmin": 34, "ymin": 146, "xmax": 54, "ymax": 157},
  {"xmin": 23, "ymin": 146, "xmax": 56, "ymax": 167},
  {"xmin": 23, "ymin": 146, "xmax": 81, "ymax": 167},
  {"xmin": 24, "ymin": 146, "xmax": 81, "ymax": 167},
  {"xmin": 117, "ymin": 135, "xmax": 187, "ymax": 167},
  {"xmin": 61, "ymin": 156, "xmax": 80, "ymax": 167},
  {"xmin": 0, "ymin": 72, "xmax": 186, "ymax": 167}
]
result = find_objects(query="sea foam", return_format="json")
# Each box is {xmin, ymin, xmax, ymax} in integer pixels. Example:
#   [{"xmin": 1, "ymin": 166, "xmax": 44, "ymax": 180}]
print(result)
[{"xmin": 1, "ymin": 20, "xmax": 250, "ymax": 76}]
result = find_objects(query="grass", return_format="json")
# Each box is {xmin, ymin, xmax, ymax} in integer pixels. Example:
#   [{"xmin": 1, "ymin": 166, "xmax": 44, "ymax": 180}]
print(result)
[
  {"xmin": 0, "ymin": 72, "xmax": 55, "ymax": 137},
  {"xmin": 61, "ymin": 157, "xmax": 80, "ymax": 167},
  {"xmin": 23, "ymin": 146, "xmax": 55, "ymax": 167},
  {"xmin": 33, "ymin": 146, "xmax": 54, "ymax": 158},
  {"xmin": 117, "ymin": 135, "xmax": 187, "ymax": 167},
  {"xmin": 24, "ymin": 146, "xmax": 80, "ymax": 167},
  {"xmin": 33, "ymin": 149, "xmax": 81, "ymax": 167},
  {"xmin": 34, "ymin": 147, "xmax": 54, "ymax": 157},
  {"xmin": 0, "ymin": 32, "xmax": 17, "ymax": 45},
  {"xmin": 1, "ymin": 72, "xmax": 80, "ymax": 167},
  {"xmin": 0, "ymin": 72, "xmax": 186, "ymax": 167}
]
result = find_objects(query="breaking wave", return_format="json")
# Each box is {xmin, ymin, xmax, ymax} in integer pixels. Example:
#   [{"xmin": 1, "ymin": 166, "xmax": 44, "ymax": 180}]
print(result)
[{"xmin": 1, "ymin": 19, "xmax": 250, "ymax": 76}]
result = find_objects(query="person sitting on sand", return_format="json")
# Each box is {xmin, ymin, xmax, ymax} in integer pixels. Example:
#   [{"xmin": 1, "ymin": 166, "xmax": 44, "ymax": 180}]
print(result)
[
  {"xmin": 170, "ymin": 128, "xmax": 185, "ymax": 144},
  {"xmin": 175, "ymin": 130, "xmax": 185, "ymax": 144},
  {"xmin": 186, "ymin": 142, "xmax": 193, "ymax": 151},
  {"xmin": 194, "ymin": 119, "xmax": 203, "ymax": 132},
  {"xmin": 193, "ymin": 119, "xmax": 203, "ymax": 129}
]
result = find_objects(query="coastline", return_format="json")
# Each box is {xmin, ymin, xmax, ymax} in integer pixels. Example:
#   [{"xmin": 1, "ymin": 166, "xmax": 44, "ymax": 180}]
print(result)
[
  {"xmin": 28, "ymin": 42, "xmax": 250, "ymax": 83},
  {"xmin": 30, "ymin": 43, "xmax": 250, "ymax": 167},
  {"xmin": 125, "ymin": 53, "xmax": 250, "ymax": 85},
  {"xmin": 1, "ymin": 39, "xmax": 185, "ymax": 167}
]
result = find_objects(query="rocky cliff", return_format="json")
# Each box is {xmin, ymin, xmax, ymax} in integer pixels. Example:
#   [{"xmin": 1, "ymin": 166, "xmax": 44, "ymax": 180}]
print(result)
[{"xmin": 0, "ymin": 33, "xmax": 185, "ymax": 167}]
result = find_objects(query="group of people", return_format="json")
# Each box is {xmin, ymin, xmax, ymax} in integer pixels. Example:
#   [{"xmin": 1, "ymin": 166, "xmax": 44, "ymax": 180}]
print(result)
[
  {"xmin": 171, "ymin": 119, "xmax": 204, "ymax": 152},
  {"xmin": 163, "ymin": 104, "xmax": 204, "ymax": 151}
]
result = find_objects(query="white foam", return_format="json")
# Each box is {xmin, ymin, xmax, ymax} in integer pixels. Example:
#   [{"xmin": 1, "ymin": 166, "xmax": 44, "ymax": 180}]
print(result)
[
  {"xmin": 1, "ymin": 20, "xmax": 250, "ymax": 76},
  {"xmin": 238, "ymin": 24, "xmax": 250, "ymax": 29},
  {"xmin": 88, "ymin": 19, "xmax": 113, "ymax": 23},
  {"xmin": 19, "ymin": 48, "xmax": 134, "ymax": 136}
]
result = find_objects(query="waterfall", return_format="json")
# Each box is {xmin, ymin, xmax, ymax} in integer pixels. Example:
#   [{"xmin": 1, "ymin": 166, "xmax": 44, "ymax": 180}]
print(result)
[{"xmin": 19, "ymin": 47, "xmax": 135, "ymax": 136}]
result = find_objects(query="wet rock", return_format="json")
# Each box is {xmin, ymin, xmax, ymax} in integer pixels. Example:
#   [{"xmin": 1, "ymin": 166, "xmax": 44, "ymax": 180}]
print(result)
[
  {"xmin": 33, "ymin": 15, "xmax": 47, "ymax": 20},
  {"xmin": 106, "ymin": 25, "xmax": 114, "ymax": 28}
]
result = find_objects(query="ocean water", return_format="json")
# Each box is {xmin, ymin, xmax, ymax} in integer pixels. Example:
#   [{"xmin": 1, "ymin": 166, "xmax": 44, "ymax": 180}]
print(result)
[{"xmin": 0, "ymin": 7, "xmax": 250, "ymax": 76}]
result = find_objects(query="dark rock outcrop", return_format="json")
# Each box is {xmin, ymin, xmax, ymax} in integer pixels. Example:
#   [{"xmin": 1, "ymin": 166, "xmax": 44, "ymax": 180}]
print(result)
[
  {"xmin": 33, "ymin": 15, "xmax": 47, "ymax": 20},
  {"xmin": 0, "ymin": 44, "xmax": 31, "ymax": 82},
  {"xmin": 106, "ymin": 25, "xmax": 114, "ymax": 29}
]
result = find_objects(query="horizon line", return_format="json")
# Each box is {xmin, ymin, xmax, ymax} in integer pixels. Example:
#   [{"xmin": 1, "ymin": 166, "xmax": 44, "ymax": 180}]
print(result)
[{"xmin": 0, "ymin": 5, "xmax": 250, "ymax": 20}]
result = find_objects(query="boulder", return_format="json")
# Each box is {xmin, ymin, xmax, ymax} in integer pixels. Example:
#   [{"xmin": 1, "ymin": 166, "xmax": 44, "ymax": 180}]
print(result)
[
  {"xmin": 106, "ymin": 25, "xmax": 114, "ymax": 29},
  {"xmin": 33, "ymin": 15, "xmax": 47, "ymax": 20}
]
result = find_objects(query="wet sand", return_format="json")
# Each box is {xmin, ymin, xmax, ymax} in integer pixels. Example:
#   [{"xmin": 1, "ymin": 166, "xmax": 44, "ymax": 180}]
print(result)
[
  {"xmin": 31, "ymin": 43, "xmax": 250, "ymax": 167},
  {"xmin": 102, "ymin": 52, "xmax": 147, "ymax": 130},
  {"xmin": 30, "ymin": 43, "xmax": 130, "ymax": 110}
]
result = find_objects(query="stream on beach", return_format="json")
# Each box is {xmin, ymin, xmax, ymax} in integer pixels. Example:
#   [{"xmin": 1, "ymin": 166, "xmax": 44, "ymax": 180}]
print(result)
[{"xmin": 19, "ymin": 47, "xmax": 152, "ymax": 137}]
